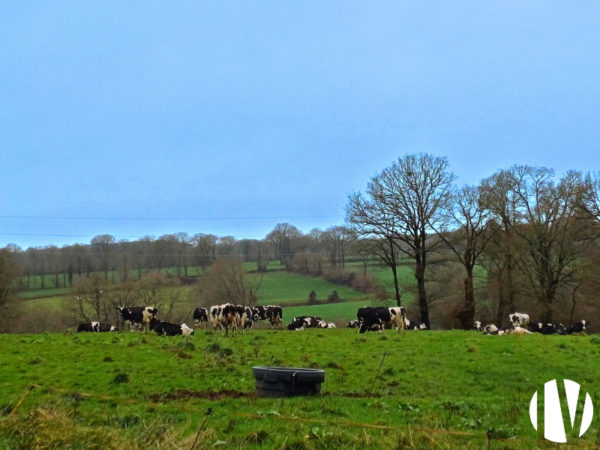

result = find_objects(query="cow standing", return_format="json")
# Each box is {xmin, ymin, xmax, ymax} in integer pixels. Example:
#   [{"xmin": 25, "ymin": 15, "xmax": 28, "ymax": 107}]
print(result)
[
  {"xmin": 265, "ymin": 305, "xmax": 283, "ymax": 328},
  {"xmin": 118, "ymin": 306, "xmax": 158, "ymax": 332},
  {"xmin": 210, "ymin": 303, "xmax": 238, "ymax": 336},
  {"xmin": 193, "ymin": 307, "xmax": 209, "ymax": 328}
]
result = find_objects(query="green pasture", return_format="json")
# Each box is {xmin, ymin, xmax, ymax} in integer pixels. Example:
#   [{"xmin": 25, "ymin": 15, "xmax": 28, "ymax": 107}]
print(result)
[
  {"xmin": 0, "ymin": 330, "xmax": 598, "ymax": 449},
  {"xmin": 248, "ymin": 271, "xmax": 368, "ymax": 306}
]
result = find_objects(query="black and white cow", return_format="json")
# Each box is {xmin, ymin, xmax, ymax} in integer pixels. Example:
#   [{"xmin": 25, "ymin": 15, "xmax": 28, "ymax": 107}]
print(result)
[
  {"xmin": 509, "ymin": 312, "xmax": 530, "ymax": 328},
  {"xmin": 357, "ymin": 306, "xmax": 404, "ymax": 332},
  {"xmin": 118, "ymin": 306, "xmax": 158, "ymax": 331},
  {"xmin": 405, "ymin": 320, "xmax": 427, "ymax": 330},
  {"xmin": 568, "ymin": 320, "xmax": 587, "ymax": 334},
  {"xmin": 251, "ymin": 306, "xmax": 267, "ymax": 321},
  {"xmin": 150, "ymin": 319, "xmax": 194, "ymax": 336},
  {"xmin": 210, "ymin": 303, "xmax": 238, "ymax": 336},
  {"xmin": 233, "ymin": 305, "xmax": 253, "ymax": 331},
  {"xmin": 77, "ymin": 322, "xmax": 117, "ymax": 333},
  {"xmin": 357, "ymin": 308, "xmax": 384, "ymax": 333},
  {"xmin": 529, "ymin": 322, "xmax": 566, "ymax": 335},
  {"xmin": 78, "ymin": 321, "xmax": 100, "ymax": 332},
  {"xmin": 193, "ymin": 307, "xmax": 209, "ymax": 328},
  {"xmin": 77, "ymin": 322, "xmax": 117, "ymax": 332},
  {"xmin": 265, "ymin": 305, "xmax": 283, "ymax": 328},
  {"xmin": 287, "ymin": 315, "xmax": 323, "ymax": 330},
  {"xmin": 347, "ymin": 320, "xmax": 360, "ymax": 328}
]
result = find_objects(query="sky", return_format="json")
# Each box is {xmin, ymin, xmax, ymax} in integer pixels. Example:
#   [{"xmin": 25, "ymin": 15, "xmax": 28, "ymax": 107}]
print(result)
[{"xmin": 2, "ymin": 1, "xmax": 600, "ymax": 249}]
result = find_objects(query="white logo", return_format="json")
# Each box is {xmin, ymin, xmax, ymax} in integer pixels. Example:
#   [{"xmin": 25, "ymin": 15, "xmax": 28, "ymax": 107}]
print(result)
[{"xmin": 529, "ymin": 379, "xmax": 594, "ymax": 443}]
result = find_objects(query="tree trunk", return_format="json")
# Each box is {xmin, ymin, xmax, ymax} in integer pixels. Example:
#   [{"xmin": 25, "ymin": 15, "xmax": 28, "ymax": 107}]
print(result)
[
  {"xmin": 415, "ymin": 261, "xmax": 429, "ymax": 328},
  {"xmin": 456, "ymin": 267, "xmax": 475, "ymax": 330}
]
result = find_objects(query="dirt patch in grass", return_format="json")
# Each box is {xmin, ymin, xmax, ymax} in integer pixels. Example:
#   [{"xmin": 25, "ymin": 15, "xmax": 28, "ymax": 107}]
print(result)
[{"xmin": 150, "ymin": 389, "xmax": 252, "ymax": 402}]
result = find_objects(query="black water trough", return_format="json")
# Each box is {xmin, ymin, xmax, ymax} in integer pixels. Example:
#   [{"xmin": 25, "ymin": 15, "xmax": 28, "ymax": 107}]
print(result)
[{"xmin": 252, "ymin": 366, "xmax": 325, "ymax": 398}]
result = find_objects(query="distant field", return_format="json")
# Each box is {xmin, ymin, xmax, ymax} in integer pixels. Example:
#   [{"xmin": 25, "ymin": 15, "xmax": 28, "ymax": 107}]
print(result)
[
  {"xmin": 1, "ymin": 330, "xmax": 597, "ymax": 448},
  {"xmin": 284, "ymin": 300, "xmax": 373, "ymax": 323},
  {"xmin": 248, "ymin": 271, "xmax": 367, "ymax": 305}
]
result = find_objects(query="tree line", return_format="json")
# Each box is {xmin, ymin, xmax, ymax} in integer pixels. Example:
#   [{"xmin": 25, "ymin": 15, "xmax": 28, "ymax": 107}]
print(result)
[{"xmin": 2, "ymin": 153, "xmax": 600, "ymax": 330}]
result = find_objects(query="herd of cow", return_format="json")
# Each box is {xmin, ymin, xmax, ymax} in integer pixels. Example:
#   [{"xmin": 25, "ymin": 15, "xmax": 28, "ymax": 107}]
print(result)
[
  {"xmin": 474, "ymin": 312, "xmax": 588, "ymax": 335},
  {"xmin": 74, "ymin": 304, "xmax": 589, "ymax": 337}
]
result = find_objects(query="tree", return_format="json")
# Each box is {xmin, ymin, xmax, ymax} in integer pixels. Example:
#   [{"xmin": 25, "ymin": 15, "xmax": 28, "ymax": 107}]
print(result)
[
  {"xmin": 189, "ymin": 258, "xmax": 261, "ymax": 307},
  {"xmin": 266, "ymin": 223, "xmax": 302, "ymax": 269},
  {"xmin": 91, "ymin": 234, "xmax": 116, "ymax": 279},
  {"xmin": 0, "ymin": 248, "xmax": 19, "ymax": 309},
  {"xmin": 192, "ymin": 234, "xmax": 218, "ymax": 274},
  {"xmin": 582, "ymin": 171, "xmax": 600, "ymax": 222},
  {"xmin": 480, "ymin": 169, "xmax": 522, "ymax": 324},
  {"xmin": 433, "ymin": 185, "xmax": 493, "ymax": 329},
  {"xmin": 0, "ymin": 248, "xmax": 20, "ymax": 331},
  {"xmin": 346, "ymin": 190, "xmax": 404, "ymax": 307},
  {"xmin": 510, "ymin": 167, "xmax": 586, "ymax": 322},
  {"xmin": 351, "ymin": 153, "xmax": 455, "ymax": 327},
  {"xmin": 323, "ymin": 226, "xmax": 356, "ymax": 269}
]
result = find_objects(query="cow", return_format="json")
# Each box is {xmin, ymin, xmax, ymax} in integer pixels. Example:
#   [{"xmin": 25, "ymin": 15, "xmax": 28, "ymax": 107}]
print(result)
[
  {"xmin": 233, "ymin": 305, "xmax": 253, "ymax": 331},
  {"xmin": 529, "ymin": 322, "xmax": 566, "ymax": 335},
  {"xmin": 568, "ymin": 320, "xmax": 587, "ymax": 334},
  {"xmin": 118, "ymin": 306, "xmax": 158, "ymax": 332},
  {"xmin": 509, "ymin": 312, "xmax": 530, "ymax": 328},
  {"xmin": 389, "ymin": 307, "xmax": 407, "ymax": 331},
  {"xmin": 358, "ymin": 308, "xmax": 384, "ymax": 334},
  {"xmin": 265, "ymin": 305, "xmax": 283, "ymax": 328},
  {"xmin": 193, "ymin": 308, "xmax": 209, "ymax": 328},
  {"xmin": 78, "ymin": 322, "xmax": 117, "ymax": 332},
  {"xmin": 98, "ymin": 323, "xmax": 117, "ymax": 332},
  {"xmin": 210, "ymin": 303, "xmax": 238, "ymax": 336},
  {"xmin": 474, "ymin": 321, "xmax": 484, "ymax": 332},
  {"xmin": 327, "ymin": 323, "xmax": 336, "ymax": 328},
  {"xmin": 287, "ymin": 316, "xmax": 323, "ymax": 330},
  {"xmin": 251, "ymin": 306, "xmax": 267, "ymax": 321},
  {"xmin": 287, "ymin": 317, "xmax": 307, "ymax": 331},
  {"xmin": 150, "ymin": 319, "xmax": 194, "ymax": 336},
  {"xmin": 347, "ymin": 320, "xmax": 360, "ymax": 328},
  {"xmin": 482, "ymin": 323, "xmax": 500, "ymax": 335},
  {"xmin": 357, "ymin": 306, "xmax": 399, "ymax": 331},
  {"xmin": 78, "ymin": 322, "xmax": 100, "ymax": 332},
  {"xmin": 405, "ymin": 320, "xmax": 427, "ymax": 330}
]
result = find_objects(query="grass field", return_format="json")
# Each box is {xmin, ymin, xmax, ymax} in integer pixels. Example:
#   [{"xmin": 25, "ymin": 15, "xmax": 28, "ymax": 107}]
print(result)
[{"xmin": 1, "ymin": 329, "xmax": 598, "ymax": 448}]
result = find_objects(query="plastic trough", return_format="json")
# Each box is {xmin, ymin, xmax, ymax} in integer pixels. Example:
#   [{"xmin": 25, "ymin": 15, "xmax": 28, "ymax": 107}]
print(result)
[{"xmin": 252, "ymin": 366, "xmax": 325, "ymax": 398}]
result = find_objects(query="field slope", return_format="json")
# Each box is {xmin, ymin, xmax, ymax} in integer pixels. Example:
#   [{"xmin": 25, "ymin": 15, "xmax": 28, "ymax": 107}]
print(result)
[{"xmin": 1, "ymin": 330, "xmax": 598, "ymax": 448}]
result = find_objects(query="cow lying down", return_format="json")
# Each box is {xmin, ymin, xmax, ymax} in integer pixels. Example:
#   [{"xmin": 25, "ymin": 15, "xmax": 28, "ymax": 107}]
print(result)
[{"xmin": 150, "ymin": 319, "xmax": 194, "ymax": 336}]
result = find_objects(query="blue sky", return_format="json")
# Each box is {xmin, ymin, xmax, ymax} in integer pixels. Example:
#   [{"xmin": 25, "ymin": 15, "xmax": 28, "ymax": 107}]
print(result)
[{"xmin": 2, "ymin": 1, "xmax": 599, "ymax": 249}]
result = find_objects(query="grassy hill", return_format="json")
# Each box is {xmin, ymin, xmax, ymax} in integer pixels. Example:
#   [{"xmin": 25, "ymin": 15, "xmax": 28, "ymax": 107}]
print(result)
[{"xmin": 1, "ymin": 329, "xmax": 597, "ymax": 448}]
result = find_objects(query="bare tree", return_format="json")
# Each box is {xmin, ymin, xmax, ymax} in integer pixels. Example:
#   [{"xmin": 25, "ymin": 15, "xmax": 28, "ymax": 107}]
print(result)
[
  {"xmin": 510, "ymin": 167, "xmax": 586, "ymax": 322},
  {"xmin": 433, "ymin": 185, "xmax": 493, "ymax": 329},
  {"xmin": 91, "ymin": 234, "xmax": 116, "ymax": 280},
  {"xmin": 346, "ymin": 190, "xmax": 405, "ymax": 307},
  {"xmin": 480, "ymin": 169, "xmax": 521, "ymax": 324},
  {"xmin": 582, "ymin": 171, "xmax": 600, "ymax": 222},
  {"xmin": 189, "ymin": 258, "xmax": 261, "ymax": 308},
  {"xmin": 192, "ymin": 234, "xmax": 218, "ymax": 274},
  {"xmin": 323, "ymin": 225, "xmax": 356, "ymax": 269},
  {"xmin": 266, "ymin": 223, "xmax": 302, "ymax": 270},
  {"xmin": 369, "ymin": 154, "xmax": 455, "ymax": 327}
]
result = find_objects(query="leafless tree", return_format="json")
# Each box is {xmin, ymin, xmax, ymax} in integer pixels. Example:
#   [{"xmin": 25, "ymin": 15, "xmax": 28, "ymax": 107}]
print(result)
[
  {"xmin": 432, "ymin": 185, "xmax": 493, "ymax": 329},
  {"xmin": 189, "ymin": 258, "xmax": 261, "ymax": 308},
  {"xmin": 365, "ymin": 153, "xmax": 455, "ymax": 327},
  {"xmin": 480, "ymin": 169, "xmax": 522, "ymax": 324},
  {"xmin": 581, "ymin": 171, "xmax": 600, "ymax": 222},
  {"xmin": 91, "ymin": 234, "xmax": 116, "ymax": 280},
  {"xmin": 510, "ymin": 167, "xmax": 586, "ymax": 322},
  {"xmin": 266, "ymin": 223, "xmax": 302, "ymax": 269}
]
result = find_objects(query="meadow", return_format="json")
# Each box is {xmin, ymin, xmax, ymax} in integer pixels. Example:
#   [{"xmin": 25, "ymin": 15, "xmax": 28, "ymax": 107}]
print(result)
[{"xmin": 1, "ymin": 329, "xmax": 598, "ymax": 449}]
